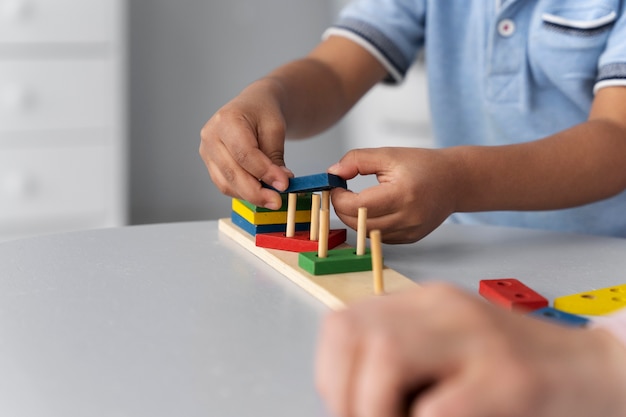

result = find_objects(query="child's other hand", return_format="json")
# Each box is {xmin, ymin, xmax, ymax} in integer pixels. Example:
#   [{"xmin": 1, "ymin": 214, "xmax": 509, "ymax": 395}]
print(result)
[
  {"xmin": 199, "ymin": 82, "xmax": 294, "ymax": 210},
  {"xmin": 328, "ymin": 147, "xmax": 458, "ymax": 243},
  {"xmin": 315, "ymin": 284, "xmax": 626, "ymax": 417}
]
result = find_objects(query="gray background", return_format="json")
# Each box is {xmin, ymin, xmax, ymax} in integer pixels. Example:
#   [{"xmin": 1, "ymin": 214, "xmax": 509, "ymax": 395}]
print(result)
[{"xmin": 128, "ymin": 0, "xmax": 346, "ymax": 225}]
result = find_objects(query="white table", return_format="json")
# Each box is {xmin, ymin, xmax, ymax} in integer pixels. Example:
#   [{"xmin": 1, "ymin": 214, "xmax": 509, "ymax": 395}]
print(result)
[{"xmin": 1, "ymin": 220, "xmax": 625, "ymax": 416}]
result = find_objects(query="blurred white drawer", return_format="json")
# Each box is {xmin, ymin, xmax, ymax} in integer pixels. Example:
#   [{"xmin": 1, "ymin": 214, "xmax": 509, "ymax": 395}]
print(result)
[
  {"xmin": 0, "ymin": 0, "xmax": 117, "ymax": 44},
  {"xmin": 0, "ymin": 144, "xmax": 110, "ymax": 220},
  {"xmin": 0, "ymin": 59, "xmax": 113, "ymax": 131}
]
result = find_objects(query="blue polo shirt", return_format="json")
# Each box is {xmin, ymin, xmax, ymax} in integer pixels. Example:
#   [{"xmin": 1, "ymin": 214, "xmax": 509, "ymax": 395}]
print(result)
[{"xmin": 325, "ymin": 0, "xmax": 626, "ymax": 237}]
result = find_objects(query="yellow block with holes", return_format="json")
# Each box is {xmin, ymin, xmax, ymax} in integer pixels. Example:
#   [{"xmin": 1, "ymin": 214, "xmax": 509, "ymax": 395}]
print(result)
[
  {"xmin": 554, "ymin": 284, "xmax": 626, "ymax": 316},
  {"xmin": 232, "ymin": 198, "xmax": 311, "ymax": 225}
]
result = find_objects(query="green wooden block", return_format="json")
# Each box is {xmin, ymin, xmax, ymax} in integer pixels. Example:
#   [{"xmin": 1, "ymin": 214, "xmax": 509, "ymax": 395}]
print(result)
[
  {"xmin": 237, "ymin": 193, "xmax": 312, "ymax": 212},
  {"xmin": 298, "ymin": 248, "xmax": 374, "ymax": 275}
]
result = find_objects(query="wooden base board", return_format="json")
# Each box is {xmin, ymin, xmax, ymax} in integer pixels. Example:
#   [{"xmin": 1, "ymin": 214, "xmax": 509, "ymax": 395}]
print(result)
[{"xmin": 218, "ymin": 218, "xmax": 419, "ymax": 310}]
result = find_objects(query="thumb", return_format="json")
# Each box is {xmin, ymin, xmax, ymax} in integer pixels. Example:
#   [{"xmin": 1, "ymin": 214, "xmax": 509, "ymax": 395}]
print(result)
[
  {"xmin": 328, "ymin": 148, "xmax": 389, "ymax": 179},
  {"xmin": 257, "ymin": 121, "xmax": 294, "ymax": 178},
  {"xmin": 263, "ymin": 145, "xmax": 292, "ymax": 175}
]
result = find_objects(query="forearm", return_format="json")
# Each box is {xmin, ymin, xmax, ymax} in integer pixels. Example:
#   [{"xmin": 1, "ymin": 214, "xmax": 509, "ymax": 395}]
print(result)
[
  {"xmin": 257, "ymin": 58, "xmax": 353, "ymax": 138},
  {"xmin": 450, "ymin": 119, "xmax": 626, "ymax": 212},
  {"xmin": 239, "ymin": 36, "xmax": 386, "ymax": 139}
]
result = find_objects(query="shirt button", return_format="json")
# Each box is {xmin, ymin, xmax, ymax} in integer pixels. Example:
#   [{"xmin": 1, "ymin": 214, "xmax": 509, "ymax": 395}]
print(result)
[{"xmin": 498, "ymin": 19, "xmax": 516, "ymax": 37}]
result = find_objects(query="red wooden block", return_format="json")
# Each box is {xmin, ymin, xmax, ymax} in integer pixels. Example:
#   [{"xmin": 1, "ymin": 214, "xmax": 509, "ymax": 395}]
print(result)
[
  {"xmin": 479, "ymin": 278, "xmax": 548, "ymax": 312},
  {"xmin": 255, "ymin": 229, "xmax": 347, "ymax": 253}
]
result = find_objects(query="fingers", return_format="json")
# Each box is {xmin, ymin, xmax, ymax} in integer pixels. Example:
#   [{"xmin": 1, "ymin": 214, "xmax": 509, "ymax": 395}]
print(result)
[
  {"xmin": 327, "ymin": 146, "xmax": 455, "ymax": 243},
  {"xmin": 318, "ymin": 285, "xmax": 601, "ymax": 417},
  {"xmin": 316, "ymin": 305, "xmax": 422, "ymax": 417},
  {"xmin": 331, "ymin": 185, "xmax": 400, "ymax": 219},
  {"xmin": 411, "ymin": 375, "xmax": 485, "ymax": 417},
  {"xmin": 328, "ymin": 148, "xmax": 393, "ymax": 179},
  {"xmin": 413, "ymin": 357, "xmax": 538, "ymax": 417},
  {"xmin": 229, "ymin": 143, "xmax": 290, "ymax": 191},
  {"xmin": 203, "ymin": 134, "xmax": 285, "ymax": 209},
  {"xmin": 331, "ymin": 187, "xmax": 426, "ymax": 243},
  {"xmin": 353, "ymin": 330, "xmax": 413, "ymax": 417},
  {"xmin": 220, "ymin": 112, "xmax": 293, "ymax": 187},
  {"xmin": 316, "ymin": 288, "xmax": 466, "ymax": 417},
  {"xmin": 200, "ymin": 107, "xmax": 291, "ymax": 209},
  {"xmin": 216, "ymin": 123, "xmax": 289, "ymax": 189},
  {"xmin": 329, "ymin": 148, "xmax": 410, "ymax": 225},
  {"xmin": 315, "ymin": 311, "xmax": 361, "ymax": 417}
]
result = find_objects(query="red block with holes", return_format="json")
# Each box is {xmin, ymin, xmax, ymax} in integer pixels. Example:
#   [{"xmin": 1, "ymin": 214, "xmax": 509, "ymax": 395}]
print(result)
[
  {"xmin": 479, "ymin": 278, "xmax": 548, "ymax": 312},
  {"xmin": 255, "ymin": 229, "xmax": 347, "ymax": 252}
]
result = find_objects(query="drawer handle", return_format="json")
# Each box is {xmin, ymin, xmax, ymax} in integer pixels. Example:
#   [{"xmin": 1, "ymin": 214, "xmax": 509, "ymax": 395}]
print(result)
[{"xmin": 0, "ymin": 0, "xmax": 31, "ymax": 21}]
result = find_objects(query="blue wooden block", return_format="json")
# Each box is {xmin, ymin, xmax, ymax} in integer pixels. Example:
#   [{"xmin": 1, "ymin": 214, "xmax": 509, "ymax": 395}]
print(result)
[
  {"xmin": 263, "ymin": 173, "xmax": 347, "ymax": 193},
  {"xmin": 231, "ymin": 211, "xmax": 310, "ymax": 236},
  {"xmin": 529, "ymin": 306, "xmax": 590, "ymax": 328}
]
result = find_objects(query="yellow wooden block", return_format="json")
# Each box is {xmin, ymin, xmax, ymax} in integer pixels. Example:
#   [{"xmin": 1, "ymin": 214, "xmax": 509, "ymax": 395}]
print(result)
[
  {"xmin": 554, "ymin": 284, "xmax": 626, "ymax": 316},
  {"xmin": 232, "ymin": 199, "xmax": 311, "ymax": 225}
]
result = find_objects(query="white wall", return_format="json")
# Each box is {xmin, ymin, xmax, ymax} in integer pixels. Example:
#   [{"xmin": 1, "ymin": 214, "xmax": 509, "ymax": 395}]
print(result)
[{"xmin": 0, "ymin": 0, "xmax": 126, "ymax": 241}]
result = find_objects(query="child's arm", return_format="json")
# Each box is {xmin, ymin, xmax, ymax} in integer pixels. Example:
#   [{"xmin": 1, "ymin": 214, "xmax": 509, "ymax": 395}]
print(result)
[
  {"xmin": 447, "ymin": 87, "xmax": 626, "ymax": 212},
  {"xmin": 329, "ymin": 87, "xmax": 626, "ymax": 243},
  {"xmin": 199, "ymin": 36, "xmax": 386, "ymax": 210}
]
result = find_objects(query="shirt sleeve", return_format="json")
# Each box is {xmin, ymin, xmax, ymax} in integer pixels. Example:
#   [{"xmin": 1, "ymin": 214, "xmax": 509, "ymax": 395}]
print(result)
[
  {"xmin": 591, "ymin": 308, "xmax": 626, "ymax": 347},
  {"xmin": 595, "ymin": 1, "xmax": 626, "ymax": 92},
  {"xmin": 323, "ymin": 0, "xmax": 426, "ymax": 83}
]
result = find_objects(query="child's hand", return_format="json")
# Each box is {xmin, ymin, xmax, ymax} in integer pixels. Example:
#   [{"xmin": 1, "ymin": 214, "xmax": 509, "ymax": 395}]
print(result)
[
  {"xmin": 315, "ymin": 284, "xmax": 626, "ymax": 417},
  {"xmin": 328, "ymin": 147, "xmax": 459, "ymax": 243},
  {"xmin": 199, "ymin": 81, "xmax": 294, "ymax": 210}
]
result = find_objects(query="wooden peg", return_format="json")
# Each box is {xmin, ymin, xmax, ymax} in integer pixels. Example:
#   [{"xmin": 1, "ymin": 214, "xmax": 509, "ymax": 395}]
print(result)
[
  {"xmin": 310, "ymin": 193, "xmax": 321, "ymax": 241},
  {"xmin": 356, "ymin": 207, "xmax": 367, "ymax": 256},
  {"xmin": 322, "ymin": 190, "xmax": 330, "ymax": 211},
  {"xmin": 318, "ymin": 208, "xmax": 330, "ymax": 258},
  {"xmin": 370, "ymin": 229, "xmax": 384, "ymax": 295},
  {"xmin": 286, "ymin": 193, "xmax": 297, "ymax": 237}
]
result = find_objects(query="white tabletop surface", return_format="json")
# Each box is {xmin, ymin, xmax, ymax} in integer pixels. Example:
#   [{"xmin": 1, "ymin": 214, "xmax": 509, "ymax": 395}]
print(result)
[{"xmin": 1, "ymin": 220, "xmax": 626, "ymax": 416}]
